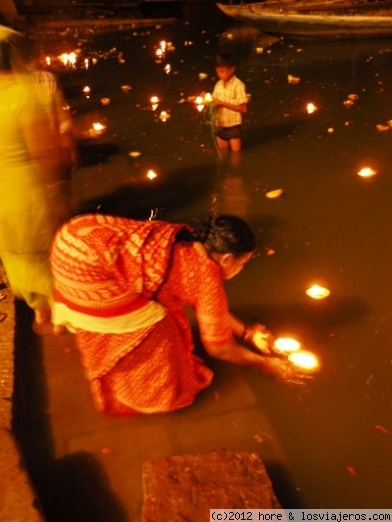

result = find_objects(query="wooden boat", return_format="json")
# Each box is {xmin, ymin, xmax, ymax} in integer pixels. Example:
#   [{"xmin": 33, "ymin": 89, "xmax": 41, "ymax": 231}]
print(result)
[{"xmin": 216, "ymin": 1, "xmax": 392, "ymax": 38}]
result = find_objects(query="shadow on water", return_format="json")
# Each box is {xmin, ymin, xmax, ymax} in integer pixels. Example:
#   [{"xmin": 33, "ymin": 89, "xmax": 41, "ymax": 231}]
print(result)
[
  {"xmin": 12, "ymin": 301, "xmax": 128, "ymax": 522},
  {"xmin": 239, "ymin": 295, "xmax": 369, "ymax": 344},
  {"xmin": 244, "ymin": 119, "xmax": 306, "ymax": 149},
  {"xmin": 77, "ymin": 140, "xmax": 121, "ymax": 168},
  {"xmin": 75, "ymin": 163, "xmax": 217, "ymax": 219}
]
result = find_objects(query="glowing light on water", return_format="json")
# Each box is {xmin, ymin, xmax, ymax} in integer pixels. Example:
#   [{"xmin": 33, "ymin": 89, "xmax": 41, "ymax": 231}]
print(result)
[
  {"xmin": 121, "ymin": 85, "xmax": 131, "ymax": 93},
  {"xmin": 159, "ymin": 111, "xmax": 170, "ymax": 122},
  {"xmin": 357, "ymin": 167, "xmax": 377, "ymax": 178},
  {"xmin": 45, "ymin": 56, "xmax": 51, "ymax": 66},
  {"xmin": 147, "ymin": 169, "xmax": 158, "ymax": 180},
  {"xmin": 58, "ymin": 52, "xmax": 77, "ymax": 67},
  {"xmin": 83, "ymin": 86, "xmax": 91, "ymax": 97},
  {"xmin": 273, "ymin": 337, "xmax": 301, "ymax": 354},
  {"xmin": 101, "ymin": 98, "xmax": 110, "ymax": 106},
  {"xmin": 288, "ymin": 350, "xmax": 321, "ymax": 374},
  {"xmin": 150, "ymin": 96, "xmax": 159, "ymax": 104},
  {"xmin": 88, "ymin": 122, "xmax": 106, "ymax": 137},
  {"xmin": 265, "ymin": 188, "xmax": 283, "ymax": 199},
  {"xmin": 164, "ymin": 64, "xmax": 171, "ymax": 74},
  {"xmin": 306, "ymin": 103, "xmax": 317, "ymax": 114},
  {"xmin": 84, "ymin": 58, "xmax": 89, "ymax": 70},
  {"xmin": 306, "ymin": 284, "xmax": 330, "ymax": 299}
]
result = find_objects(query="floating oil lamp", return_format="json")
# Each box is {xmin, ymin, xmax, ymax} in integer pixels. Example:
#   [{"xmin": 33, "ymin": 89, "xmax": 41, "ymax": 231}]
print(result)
[
  {"xmin": 198, "ymin": 72, "xmax": 208, "ymax": 80},
  {"xmin": 121, "ymin": 85, "xmax": 131, "ymax": 93},
  {"xmin": 150, "ymin": 96, "xmax": 160, "ymax": 104},
  {"xmin": 164, "ymin": 64, "xmax": 171, "ymax": 74},
  {"xmin": 306, "ymin": 284, "xmax": 330, "ymax": 300},
  {"xmin": 204, "ymin": 92, "xmax": 212, "ymax": 103},
  {"xmin": 357, "ymin": 167, "xmax": 377, "ymax": 178},
  {"xmin": 159, "ymin": 111, "xmax": 170, "ymax": 122},
  {"xmin": 287, "ymin": 74, "xmax": 300, "ymax": 84},
  {"xmin": 58, "ymin": 52, "xmax": 77, "ymax": 67},
  {"xmin": 288, "ymin": 350, "xmax": 321, "ymax": 374},
  {"xmin": 343, "ymin": 99, "xmax": 354, "ymax": 107},
  {"xmin": 273, "ymin": 337, "xmax": 301, "ymax": 354},
  {"xmin": 156, "ymin": 48, "xmax": 163, "ymax": 59},
  {"xmin": 306, "ymin": 103, "xmax": 317, "ymax": 114},
  {"xmin": 82, "ymin": 85, "xmax": 91, "ymax": 98},
  {"xmin": 84, "ymin": 58, "xmax": 89, "ymax": 70},
  {"xmin": 265, "ymin": 188, "xmax": 283, "ymax": 199},
  {"xmin": 101, "ymin": 98, "xmax": 110, "ymax": 106},
  {"xmin": 89, "ymin": 122, "xmax": 106, "ymax": 137},
  {"xmin": 45, "ymin": 56, "xmax": 51, "ymax": 66},
  {"xmin": 146, "ymin": 169, "xmax": 158, "ymax": 180}
]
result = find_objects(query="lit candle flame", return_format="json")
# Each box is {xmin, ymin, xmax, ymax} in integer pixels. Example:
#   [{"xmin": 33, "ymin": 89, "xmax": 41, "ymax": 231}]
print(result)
[
  {"xmin": 147, "ymin": 169, "xmax": 158, "ymax": 180},
  {"xmin": 288, "ymin": 350, "xmax": 321, "ymax": 374},
  {"xmin": 204, "ymin": 92, "xmax": 212, "ymax": 103},
  {"xmin": 357, "ymin": 167, "xmax": 377, "ymax": 178},
  {"xmin": 101, "ymin": 98, "xmax": 111, "ymax": 106},
  {"xmin": 306, "ymin": 103, "xmax": 317, "ymax": 114},
  {"xmin": 58, "ymin": 52, "xmax": 77, "ymax": 67},
  {"xmin": 150, "ymin": 96, "xmax": 160, "ymax": 104},
  {"xmin": 164, "ymin": 64, "xmax": 171, "ymax": 74},
  {"xmin": 196, "ymin": 104, "xmax": 205, "ymax": 112},
  {"xmin": 45, "ymin": 56, "xmax": 51, "ymax": 66},
  {"xmin": 83, "ymin": 85, "xmax": 91, "ymax": 94},
  {"xmin": 306, "ymin": 284, "xmax": 330, "ymax": 300},
  {"xmin": 156, "ymin": 49, "xmax": 163, "ymax": 58},
  {"xmin": 92, "ymin": 122, "xmax": 105, "ymax": 131},
  {"xmin": 273, "ymin": 337, "xmax": 301, "ymax": 354},
  {"xmin": 159, "ymin": 111, "xmax": 170, "ymax": 122}
]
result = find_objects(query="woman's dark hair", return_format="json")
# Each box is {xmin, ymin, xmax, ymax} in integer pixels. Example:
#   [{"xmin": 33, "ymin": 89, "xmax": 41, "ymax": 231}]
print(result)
[{"xmin": 177, "ymin": 215, "xmax": 256, "ymax": 258}]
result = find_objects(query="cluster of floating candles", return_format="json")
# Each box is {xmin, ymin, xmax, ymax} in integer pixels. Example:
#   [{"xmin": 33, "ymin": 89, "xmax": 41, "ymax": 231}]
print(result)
[
  {"xmin": 273, "ymin": 337, "xmax": 321, "ymax": 374},
  {"xmin": 194, "ymin": 92, "xmax": 213, "ymax": 112}
]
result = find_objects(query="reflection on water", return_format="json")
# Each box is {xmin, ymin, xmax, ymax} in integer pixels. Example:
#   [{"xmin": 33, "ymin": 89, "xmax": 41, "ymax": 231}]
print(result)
[{"xmin": 18, "ymin": 2, "xmax": 392, "ymax": 514}]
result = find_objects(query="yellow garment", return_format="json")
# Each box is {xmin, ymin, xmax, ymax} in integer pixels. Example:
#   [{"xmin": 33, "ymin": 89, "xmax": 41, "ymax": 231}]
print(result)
[{"xmin": 0, "ymin": 75, "xmax": 57, "ymax": 309}]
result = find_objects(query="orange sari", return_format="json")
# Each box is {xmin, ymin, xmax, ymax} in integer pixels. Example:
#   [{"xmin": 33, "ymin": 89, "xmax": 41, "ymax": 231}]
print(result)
[{"xmin": 51, "ymin": 214, "xmax": 233, "ymax": 414}]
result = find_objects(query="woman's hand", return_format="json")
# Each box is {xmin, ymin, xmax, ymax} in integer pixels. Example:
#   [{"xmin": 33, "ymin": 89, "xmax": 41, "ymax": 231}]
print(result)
[{"xmin": 242, "ymin": 322, "xmax": 276, "ymax": 355}]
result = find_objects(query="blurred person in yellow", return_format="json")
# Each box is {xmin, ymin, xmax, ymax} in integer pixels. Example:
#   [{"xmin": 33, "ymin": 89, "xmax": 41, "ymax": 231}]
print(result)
[{"xmin": 0, "ymin": 25, "xmax": 74, "ymax": 333}]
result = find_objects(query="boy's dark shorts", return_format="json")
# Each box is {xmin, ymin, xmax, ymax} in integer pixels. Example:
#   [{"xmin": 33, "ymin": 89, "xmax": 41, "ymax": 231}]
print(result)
[{"xmin": 215, "ymin": 125, "xmax": 242, "ymax": 141}]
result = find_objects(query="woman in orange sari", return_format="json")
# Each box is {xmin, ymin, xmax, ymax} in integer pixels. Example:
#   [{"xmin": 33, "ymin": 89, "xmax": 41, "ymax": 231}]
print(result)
[{"xmin": 51, "ymin": 213, "xmax": 301, "ymax": 415}]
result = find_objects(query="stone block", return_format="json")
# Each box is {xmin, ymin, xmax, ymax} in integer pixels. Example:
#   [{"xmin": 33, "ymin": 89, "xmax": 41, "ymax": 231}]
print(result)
[{"xmin": 142, "ymin": 449, "xmax": 281, "ymax": 522}]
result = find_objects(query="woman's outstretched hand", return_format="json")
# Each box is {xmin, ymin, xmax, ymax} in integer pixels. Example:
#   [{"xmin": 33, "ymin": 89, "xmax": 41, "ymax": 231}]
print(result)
[{"xmin": 243, "ymin": 322, "xmax": 277, "ymax": 355}]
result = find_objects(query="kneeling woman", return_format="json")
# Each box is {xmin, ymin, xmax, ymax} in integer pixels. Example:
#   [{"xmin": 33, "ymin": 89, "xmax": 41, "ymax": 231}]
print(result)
[{"xmin": 51, "ymin": 213, "xmax": 298, "ymax": 415}]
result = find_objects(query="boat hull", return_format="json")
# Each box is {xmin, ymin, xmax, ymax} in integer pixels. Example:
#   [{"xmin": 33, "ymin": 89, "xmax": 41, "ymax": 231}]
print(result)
[{"xmin": 216, "ymin": 2, "xmax": 392, "ymax": 38}]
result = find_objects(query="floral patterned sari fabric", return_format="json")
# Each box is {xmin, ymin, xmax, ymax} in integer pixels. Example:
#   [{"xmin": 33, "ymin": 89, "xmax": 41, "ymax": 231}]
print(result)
[{"xmin": 51, "ymin": 214, "xmax": 233, "ymax": 414}]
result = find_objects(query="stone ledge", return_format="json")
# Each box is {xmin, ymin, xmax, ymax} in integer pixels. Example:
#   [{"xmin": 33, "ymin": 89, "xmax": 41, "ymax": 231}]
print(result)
[
  {"xmin": 0, "ymin": 266, "xmax": 46, "ymax": 521},
  {"xmin": 0, "ymin": 428, "xmax": 46, "ymax": 522}
]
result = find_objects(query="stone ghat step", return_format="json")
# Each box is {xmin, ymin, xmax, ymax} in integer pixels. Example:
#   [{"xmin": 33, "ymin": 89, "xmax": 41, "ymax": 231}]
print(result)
[{"xmin": 142, "ymin": 449, "xmax": 281, "ymax": 522}]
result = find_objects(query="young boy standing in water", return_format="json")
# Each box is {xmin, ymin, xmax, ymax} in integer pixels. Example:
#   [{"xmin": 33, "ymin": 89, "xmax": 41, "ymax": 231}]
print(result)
[{"xmin": 212, "ymin": 52, "xmax": 248, "ymax": 152}]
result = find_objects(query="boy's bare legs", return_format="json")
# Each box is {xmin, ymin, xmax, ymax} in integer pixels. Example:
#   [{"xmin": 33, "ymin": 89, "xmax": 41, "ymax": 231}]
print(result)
[
  {"xmin": 216, "ymin": 136, "xmax": 230, "ymax": 150},
  {"xmin": 229, "ymin": 137, "xmax": 242, "ymax": 152}
]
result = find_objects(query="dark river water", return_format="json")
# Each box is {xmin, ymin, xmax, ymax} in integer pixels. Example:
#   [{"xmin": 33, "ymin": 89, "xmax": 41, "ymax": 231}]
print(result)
[{"xmin": 17, "ymin": 1, "xmax": 392, "ymax": 515}]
